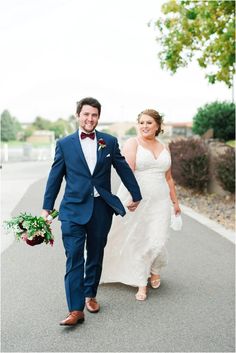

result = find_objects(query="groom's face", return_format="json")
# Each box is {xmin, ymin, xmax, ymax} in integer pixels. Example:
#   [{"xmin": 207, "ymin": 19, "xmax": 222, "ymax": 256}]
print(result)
[{"xmin": 78, "ymin": 105, "xmax": 100, "ymax": 133}]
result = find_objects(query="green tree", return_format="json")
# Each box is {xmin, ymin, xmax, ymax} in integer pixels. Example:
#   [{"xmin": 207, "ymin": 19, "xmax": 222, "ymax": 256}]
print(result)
[
  {"xmin": 50, "ymin": 118, "xmax": 72, "ymax": 139},
  {"xmin": 125, "ymin": 127, "xmax": 137, "ymax": 136},
  {"xmin": 0, "ymin": 110, "xmax": 21, "ymax": 142},
  {"xmin": 32, "ymin": 116, "xmax": 73, "ymax": 138},
  {"xmin": 151, "ymin": 0, "xmax": 235, "ymax": 87},
  {"xmin": 33, "ymin": 116, "xmax": 52, "ymax": 130},
  {"xmin": 21, "ymin": 126, "xmax": 35, "ymax": 141},
  {"xmin": 68, "ymin": 115, "xmax": 77, "ymax": 131},
  {"xmin": 192, "ymin": 101, "xmax": 235, "ymax": 141}
]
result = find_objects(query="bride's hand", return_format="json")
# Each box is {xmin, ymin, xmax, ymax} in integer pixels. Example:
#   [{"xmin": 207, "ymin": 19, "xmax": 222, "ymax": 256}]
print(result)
[
  {"xmin": 173, "ymin": 203, "xmax": 181, "ymax": 215},
  {"xmin": 127, "ymin": 200, "xmax": 140, "ymax": 212}
]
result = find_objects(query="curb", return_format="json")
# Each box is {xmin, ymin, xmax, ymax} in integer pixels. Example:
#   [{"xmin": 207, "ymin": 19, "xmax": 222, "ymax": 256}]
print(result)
[{"xmin": 180, "ymin": 204, "xmax": 235, "ymax": 245}]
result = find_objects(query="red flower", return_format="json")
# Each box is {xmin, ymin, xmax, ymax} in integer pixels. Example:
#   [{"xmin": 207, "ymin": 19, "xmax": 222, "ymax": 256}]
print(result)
[
  {"xmin": 49, "ymin": 239, "xmax": 54, "ymax": 247},
  {"xmin": 26, "ymin": 235, "xmax": 45, "ymax": 246},
  {"xmin": 98, "ymin": 138, "xmax": 106, "ymax": 150}
]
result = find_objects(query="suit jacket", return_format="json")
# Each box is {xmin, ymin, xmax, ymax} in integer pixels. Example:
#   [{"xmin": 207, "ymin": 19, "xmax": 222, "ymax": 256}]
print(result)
[{"xmin": 43, "ymin": 130, "xmax": 142, "ymax": 224}]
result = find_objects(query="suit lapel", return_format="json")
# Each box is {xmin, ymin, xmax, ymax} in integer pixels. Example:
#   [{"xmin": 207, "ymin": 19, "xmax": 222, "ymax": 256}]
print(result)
[
  {"xmin": 93, "ymin": 131, "xmax": 106, "ymax": 174},
  {"xmin": 95, "ymin": 131, "xmax": 103, "ymax": 166},
  {"xmin": 72, "ymin": 131, "xmax": 91, "ymax": 174}
]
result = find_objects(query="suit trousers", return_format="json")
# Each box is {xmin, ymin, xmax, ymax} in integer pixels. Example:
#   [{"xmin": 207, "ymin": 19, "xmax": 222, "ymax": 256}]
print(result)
[{"xmin": 61, "ymin": 197, "xmax": 114, "ymax": 311}]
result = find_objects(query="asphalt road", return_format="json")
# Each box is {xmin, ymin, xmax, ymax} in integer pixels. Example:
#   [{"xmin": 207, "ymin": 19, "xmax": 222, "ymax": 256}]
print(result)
[{"xmin": 1, "ymin": 162, "xmax": 235, "ymax": 352}]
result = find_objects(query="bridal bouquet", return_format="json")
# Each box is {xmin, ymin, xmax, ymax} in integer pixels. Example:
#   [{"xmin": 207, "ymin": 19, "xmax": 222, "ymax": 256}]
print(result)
[{"xmin": 4, "ymin": 209, "xmax": 59, "ymax": 246}]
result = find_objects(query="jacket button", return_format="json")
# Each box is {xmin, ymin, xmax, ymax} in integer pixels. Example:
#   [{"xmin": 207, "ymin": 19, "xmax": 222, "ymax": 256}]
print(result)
[{"xmin": 91, "ymin": 193, "xmax": 93, "ymax": 196}]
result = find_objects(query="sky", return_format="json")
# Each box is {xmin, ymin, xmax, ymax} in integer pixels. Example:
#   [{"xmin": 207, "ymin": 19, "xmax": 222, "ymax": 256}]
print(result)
[{"xmin": 0, "ymin": 0, "xmax": 233, "ymax": 124}]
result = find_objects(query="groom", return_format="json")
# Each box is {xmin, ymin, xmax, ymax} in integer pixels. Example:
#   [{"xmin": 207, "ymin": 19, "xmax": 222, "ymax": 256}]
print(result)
[{"xmin": 41, "ymin": 97, "xmax": 142, "ymax": 326}]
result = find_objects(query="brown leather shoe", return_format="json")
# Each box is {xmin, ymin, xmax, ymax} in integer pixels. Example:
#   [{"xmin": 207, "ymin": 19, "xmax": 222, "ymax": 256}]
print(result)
[
  {"xmin": 85, "ymin": 298, "xmax": 100, "ymax": 313},
  {"xmin": 59, "ymin": 311, "xmax": 84, "ymax": 326}
]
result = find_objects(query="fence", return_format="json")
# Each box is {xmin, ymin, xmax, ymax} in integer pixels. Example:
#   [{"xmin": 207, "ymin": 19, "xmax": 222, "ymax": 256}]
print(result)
[{"xmin": 0, "ymin": 143, "xmax": 55, "ymax": 163}]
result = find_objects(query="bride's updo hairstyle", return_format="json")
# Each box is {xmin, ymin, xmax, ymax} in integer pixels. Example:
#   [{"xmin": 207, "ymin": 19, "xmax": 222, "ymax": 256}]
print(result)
[{"xmin": 138, "ymin": 109, "xmax": 164, "ymax": 136}]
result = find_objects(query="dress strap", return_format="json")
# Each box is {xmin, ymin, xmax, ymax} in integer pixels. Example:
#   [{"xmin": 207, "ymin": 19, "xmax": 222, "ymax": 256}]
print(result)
[
  {"xmin": 158, "ymin": 139, "xmax": 169, "ymax": 151},
  {"xmin": 163, "ymin": 142, "xmax": 170, "ymax": 152}
]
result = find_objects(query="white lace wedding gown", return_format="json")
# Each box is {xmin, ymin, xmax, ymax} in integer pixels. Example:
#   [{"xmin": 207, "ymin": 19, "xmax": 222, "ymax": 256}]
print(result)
[{"xmin": 101, "ymin": 140, "xmax": 172, "ymax": 287}]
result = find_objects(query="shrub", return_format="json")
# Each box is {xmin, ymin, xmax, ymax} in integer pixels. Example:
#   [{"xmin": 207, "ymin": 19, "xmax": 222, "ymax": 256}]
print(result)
[
  {"xmin": 215, "ymin": 147, "xmax": 235, "ymax": 193},
  {"xmin": 192, "ymin": 101, "xmax": 235, "ymax": 141},
  {"xmin": 169, "ymin": 137, "xmax": 209, "ymax": 191}
]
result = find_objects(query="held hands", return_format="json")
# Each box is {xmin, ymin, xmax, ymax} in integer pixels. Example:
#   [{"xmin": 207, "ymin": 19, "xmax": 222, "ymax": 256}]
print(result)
[{"xmin": 127, "ymin": 200, "xmax": 140, "ymax": 212}]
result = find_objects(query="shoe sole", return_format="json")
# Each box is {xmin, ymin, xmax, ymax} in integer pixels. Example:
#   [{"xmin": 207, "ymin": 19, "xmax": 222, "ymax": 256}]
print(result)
[
  {"xmin": 86, "ymin": 307, "xmax": 100, "ymax": 313},
  {"xmin": 150, "ymin": 283, "xmax": 161, "ymax": 289},
  {"xmin": 59, "ymin": 318, "xmax": 85, "ymax": 326}
]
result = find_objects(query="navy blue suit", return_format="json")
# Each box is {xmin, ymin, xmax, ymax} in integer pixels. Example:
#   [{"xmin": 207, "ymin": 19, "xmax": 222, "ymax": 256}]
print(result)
[{"xmin": 43, "ymin": 130, "xmax": 142, "ymax": 311}]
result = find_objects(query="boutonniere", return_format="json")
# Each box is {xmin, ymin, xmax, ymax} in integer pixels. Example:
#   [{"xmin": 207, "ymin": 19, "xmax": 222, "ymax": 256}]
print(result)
[{"xmin": 98, "ymin": 138, "xmax": 106, "ymax": 151}]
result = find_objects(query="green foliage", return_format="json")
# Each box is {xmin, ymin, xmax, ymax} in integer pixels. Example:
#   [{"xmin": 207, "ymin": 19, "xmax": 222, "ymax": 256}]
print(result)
[
  {"xmin": 169, "ymin": 137, "xmax": 209, "ymax": 191},
  {"xmin": 0, "ymin": 110, "xmax": 22, "ymax": 142},
  {"xmin": 226, "ymin": 140, "xmax": 235, "ymax": 147},
  {"xmin": 192, "ymin": 101, "xmax": 235, "ymax": 141},
  {"xmin": 215, "ymin": 147, "xmax": 235, "ymax": 193},
  {"xmin": 151, "ymin": 0, "xmax": 235, "ymax": 87},
  {"xmin": 33, "ymin": 116, "xmax": 52, "ymax": 130},
  {"xmin": 22, "ymin": 126, "xmax": 35, "ymax": 141},
  {"xmin": 68, "ymin": 115, "xmax": 77, "ymax": 131},
  {"xmin": 32, "ymin": 116, "xmax": 73, "ymax": 138},
  {"xmin": 18, "ymin": 125, "xmax": 36, "ymax": 141},
  {"xmin": 125, "ymin": 127, "xmax": 137, "ymax": 136},
  {"xmin": 50, "ymin": 118, "xmax": 73, "ymax": 139}
]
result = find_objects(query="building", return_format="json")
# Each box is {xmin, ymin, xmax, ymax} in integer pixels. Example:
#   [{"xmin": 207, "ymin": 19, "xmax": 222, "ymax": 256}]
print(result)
[{"xmin": 26, "ymin": 130, "xmax": 55, "ymax": 144}]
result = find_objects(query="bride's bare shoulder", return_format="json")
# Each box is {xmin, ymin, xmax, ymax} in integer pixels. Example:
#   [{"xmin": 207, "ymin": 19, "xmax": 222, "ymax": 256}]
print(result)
[{"xmin": 122, "ymin": 137, "xmax": 138, "ymax": 154}]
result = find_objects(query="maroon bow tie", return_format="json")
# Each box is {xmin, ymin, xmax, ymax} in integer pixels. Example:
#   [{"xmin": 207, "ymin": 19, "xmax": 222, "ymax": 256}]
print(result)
[{"xmin": 81, "ymin": 132, "xmax": 95, "ymax": 140}]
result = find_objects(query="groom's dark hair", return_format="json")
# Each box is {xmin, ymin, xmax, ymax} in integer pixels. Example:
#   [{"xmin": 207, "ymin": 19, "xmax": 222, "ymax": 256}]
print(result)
[{"xmin": 76, "ymin": 97, "xmax": 102, "ymax": 116}]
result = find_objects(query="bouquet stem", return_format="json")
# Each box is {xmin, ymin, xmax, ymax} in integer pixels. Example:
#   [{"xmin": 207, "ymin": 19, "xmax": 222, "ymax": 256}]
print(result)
[{"xmin": 47, "ymin": 209, "xmax": 59, "ymax": 221}]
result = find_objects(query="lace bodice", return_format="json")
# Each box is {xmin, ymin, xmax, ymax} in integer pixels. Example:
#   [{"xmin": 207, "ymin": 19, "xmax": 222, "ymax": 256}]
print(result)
[{"xmin": 135, "ymin": 144, "xmax": 171, "ymax": 174}]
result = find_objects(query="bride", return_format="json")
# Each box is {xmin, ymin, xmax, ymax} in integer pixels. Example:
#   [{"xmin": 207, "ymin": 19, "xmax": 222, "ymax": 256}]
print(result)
[{"xmin": 101, "ymin": 109, "xmax": 181, "ymax": 300}]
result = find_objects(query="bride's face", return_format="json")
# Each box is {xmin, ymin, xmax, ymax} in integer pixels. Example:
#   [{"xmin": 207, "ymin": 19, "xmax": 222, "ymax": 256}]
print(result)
[{"xmin": 138, "ymin": 114, "xmax": 158, "ymax": 139}]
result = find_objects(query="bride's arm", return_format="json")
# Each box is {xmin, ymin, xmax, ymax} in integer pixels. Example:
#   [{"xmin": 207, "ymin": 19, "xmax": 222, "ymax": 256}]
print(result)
[
  {"xmin": 122, "ymin": 137, "xmax": 140, "ymax": 211},
  {"xmin": 165, "ymin": 169, "xmax": 181, "ymax": 215},
  {"xmin": 122, "ymin": 137, "xmax": 138, "ymax": 172}
]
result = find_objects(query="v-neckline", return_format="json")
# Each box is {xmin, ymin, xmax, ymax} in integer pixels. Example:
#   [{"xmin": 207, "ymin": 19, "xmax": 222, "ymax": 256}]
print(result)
[{"xmin": 139, "ymin": 144, "xmax": 165, "ymax": 160}]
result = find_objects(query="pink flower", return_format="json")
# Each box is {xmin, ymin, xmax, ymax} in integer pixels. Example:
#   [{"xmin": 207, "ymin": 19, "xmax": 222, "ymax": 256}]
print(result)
[{"xmin": 21, "ymin": 233, "xmax": 28, "ymax": 241}]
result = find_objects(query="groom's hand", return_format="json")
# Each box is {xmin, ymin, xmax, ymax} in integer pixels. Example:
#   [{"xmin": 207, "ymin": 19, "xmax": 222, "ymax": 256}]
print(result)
[
  {"xmin": 127, "ymin": 200, "xmax": 140, "ymax": 212},
  {"xmin": 41, "ymin": 209, "xmax": 52, "ymax": 223}
]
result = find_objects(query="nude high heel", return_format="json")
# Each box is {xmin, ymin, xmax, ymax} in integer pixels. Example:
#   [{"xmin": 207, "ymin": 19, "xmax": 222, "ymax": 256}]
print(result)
[
  {"xmin": 150, "ymin": 277, "xmax": 161, "ymax": 289},
  {"xmin": 150, "ymin": 278, "xmax": 161, "ymax": 288}
]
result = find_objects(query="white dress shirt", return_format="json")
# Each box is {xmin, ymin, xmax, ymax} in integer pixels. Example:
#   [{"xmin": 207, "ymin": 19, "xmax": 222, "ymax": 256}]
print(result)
[{"xmin": 79, "ymin": 129, "xmax": 99, "ymax": 197}]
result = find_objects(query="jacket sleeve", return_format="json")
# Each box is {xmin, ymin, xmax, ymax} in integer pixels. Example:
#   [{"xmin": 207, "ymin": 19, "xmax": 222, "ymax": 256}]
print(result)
[
  {"xmin": 111, "ymin": 138, "xmax": 142, "ymax": 202},
  {"xmin": 42, "ymin": 141, "xmax": 66, "ymax": 210}
]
